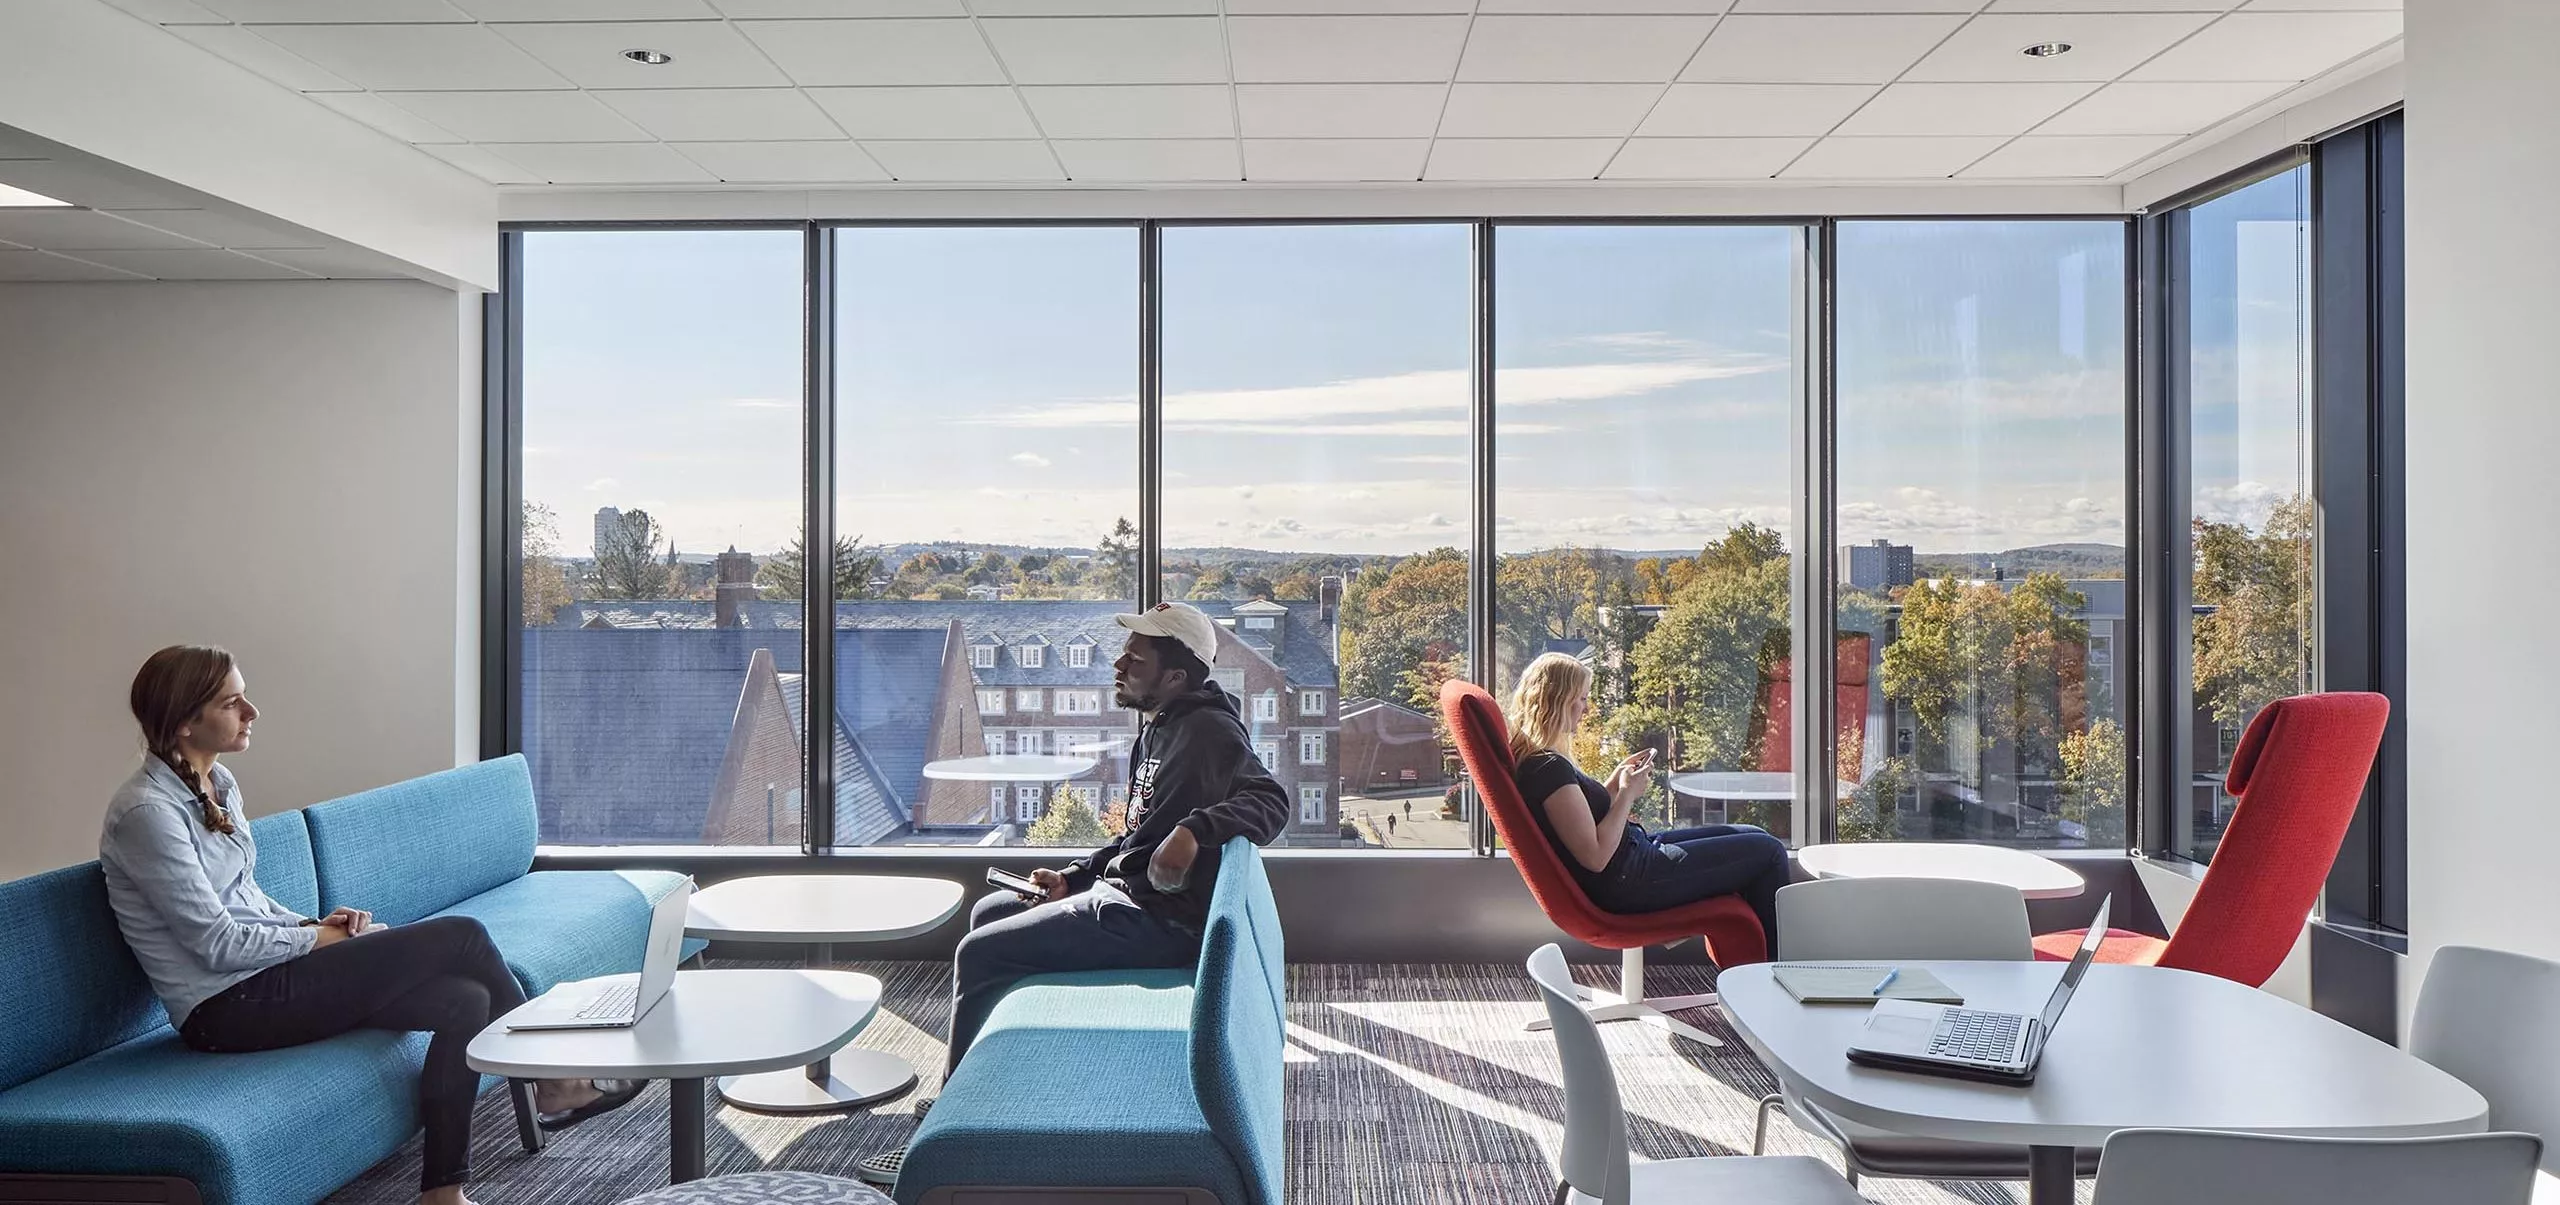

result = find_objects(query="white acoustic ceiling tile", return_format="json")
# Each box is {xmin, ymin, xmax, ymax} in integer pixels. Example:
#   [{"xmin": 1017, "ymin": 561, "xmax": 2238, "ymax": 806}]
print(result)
[
  {"xmin": 250, "ymin": 24, "xmax": 573, "ymax": 89},
  {"xmin": 197, "ymin": 0, "xmax": 466, "ymax": 20},
  {"xmin": 68, "ymin": 248, "xmax": 320, "ymax": 279},
  {"xmin": 1227, "ymin": 0, "xmax": 1466, "ymax": 10},
  {"xmin": 94, "ymin": 0, "xmax": 229, "ymax": 23},
  {"xmin": 0, "ymin": 251, "xmax": 153, "ymax": 281},
  {"xmin": 739, "ymin": 19, "xmax": 1006, "ymax": 86},
  {"xmin": 0, "ymin": 161, "xmax": 190, "ymax": 209},
  {"xmin": 1423, "ymin": 137, "xmax": 1620, "ymax": 180},
  {"xmin": 2128, "ymin": 11, "xmax": 2400, "ymax": 80},
  {"xmin": 1731, "ymin": 0, "xmax": 1970, "ymax": 10},
  {"xmin": 310, "ymin": 92, "xmax": 467, "ymax": 143},
  {"xmin": 1639, "ymin": 82, "xmax": 1875, "ymax": 136},
  {"xmin": 1242, "ymin": 138, "xmax": 1429, "ymax": 180},
  {"xmin": 860, "ymin": 139, "xmax": 1064, "ymax": 180},
  {"xmin": 106, "ymin": 207, "xmax": 328, "ymax": 248},
  {"xmin": 1227, "ymin": 16, "xmax": 1471, "ymax": 82},
  {"xmin": 1020, "ymin": 85, "xmax": 1235, "ymax": 138},
  {"xmin": 243, "ymin": 247, "xmax": 417, "ymax": 278},
  {"xmin": 2038, "ymin": 79, "xmax": 2288, "ymax": 134},
  {"xmin": 972, "ymin": 0, "xmax": 1214, "ymax": 12},
  {"xmin": 713, "ymin": 0, "xmax": 958, "ymax": 13},
  {"xmin": 476, "ymin": 141, "xmax": 719, "ymax": 182},
  {"xmin": 594, "ymin": 88, "xmax": 846, "ymax": 141},
  {"xmin": 168, "ymin": 26, "xmax": 360, "ymax": 92},
  {"xmin": 1235, "ymin": 84, "xmax": 1449, "ymax": 138},
  {"xmin": 1988, "ymin": 0, "xmax": 2242, "ymax": 10},
  {"xmin": 1960, "ymin": 133, "xmax": 2177, "ymax": 176},
  {"xmin": 1782, "ymin": 135, "xmax": 2003, "ymax": 176},
  {"xmin": 452, "ymin": 0, "xmax": 717, "ymax": 15},
  {"xmin": 421, "ymin": 143, "xmax": 545, "ymax": 183},
  {"xmin": 806, "ymin": 86, "xmax": 1038, "ymax": 138},
  {"xmin": 496, "ymin": 21, "xmax": 792, "ymax": 88},
  {"xmin": 0, "ymin": 210, "xmax": 208, "ymax": 251},
  {"xmin": 1683, "ymin": 14, "xmax": 1966, "ymax": 83},
  {"xmin": 1054, "ymin": 139, "xmax": 1240, "ymax": 181},
  {"xmin": 382, "ymin": 91, "xmax": 653, "ymax": 142},
  {"xmin": 1459, "ymin": 16, "xmax": 1718, "ymax": 81},
  {"xmin": 1438, "ymin": 83, "xmax": 1662, "ymax": 138},
  {"xmin": 673, "ymin": 140, "xmax": 891, "ymax": 181},
  {"xmin": 1908, "ymin": 13, "xmax": 2217, "ymax": 81},
  {"xmin": 1477, "ymin": 0, "xmax": 1731, "ymax": 11},
  {"xmin": 1603, "ymin": 136, "xmax": 1809, "ymax": 178},
  {"xmin": 2245, "ymin": 0, "xmax": 2398, "ymax": 9},
  {"xmin": 1837, "ymin": 81, "xmax": 2095, "ymax": 135},
  {"xmin": 979, "ymin": 17, "xmax": 1228, "ymax": 85}
]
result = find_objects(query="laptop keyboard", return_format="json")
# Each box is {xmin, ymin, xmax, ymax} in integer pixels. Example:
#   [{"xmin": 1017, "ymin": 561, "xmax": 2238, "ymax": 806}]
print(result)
[
  {"xmin": 1928, "ymin": 1008, "xmax": 2023, "ymax": 1061},
  {"xmin": 575, "ymin": 982, "xmax": 639, "ymax": 1021}
]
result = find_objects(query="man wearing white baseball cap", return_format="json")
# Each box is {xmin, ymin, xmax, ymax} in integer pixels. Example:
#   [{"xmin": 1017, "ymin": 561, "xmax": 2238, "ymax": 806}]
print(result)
[{"xmin": 858, "ymin": 601, "xmax": 1287, "ymax": 1187}]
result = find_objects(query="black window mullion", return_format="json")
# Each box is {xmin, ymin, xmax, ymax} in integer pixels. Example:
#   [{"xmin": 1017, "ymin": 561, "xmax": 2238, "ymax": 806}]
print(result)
[
  {"xmin": 804, "ymin": 224, "xmax": 836, "ymax": 854},
  {"xmin": 482, "ymin": 232, "xmax": 524, "ymax": 763}
]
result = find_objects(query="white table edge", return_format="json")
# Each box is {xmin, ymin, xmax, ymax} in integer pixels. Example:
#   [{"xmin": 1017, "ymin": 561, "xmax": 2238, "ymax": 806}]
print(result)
[
  {"xmin": 465, "ymin": 971, "xmax": 878, "ymax": 1082},
  {"xmin": 683, "ymin": 877, "xmax": 969, "ymax": 944},
  {"xmin": 1794, "ymin": 843, "xmax": 2089, "ymax": 900}
]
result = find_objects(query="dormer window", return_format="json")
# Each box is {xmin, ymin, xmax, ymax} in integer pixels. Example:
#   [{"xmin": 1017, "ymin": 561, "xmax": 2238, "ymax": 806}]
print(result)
[
  {"xmin": 970, "ymin": 644, "xmax": 996, "ymax": 669},
  {"xmin": 1020, "ymin": 644, "xmax": 1044, "ymax": 669},
  {"xmin": 1066, "ymin": 642, "xmax": 1092, "ymax": 669},
  {"xmin": 1243, "ymin": 616, "xmax": 1276, "ymax": 631}
]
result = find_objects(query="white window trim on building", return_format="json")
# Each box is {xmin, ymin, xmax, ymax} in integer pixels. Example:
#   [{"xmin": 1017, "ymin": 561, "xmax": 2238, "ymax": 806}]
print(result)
[
  {"xmin": 1252, "ymin": 692, "xmax": 1278, "ymax": 722},
  {"xmin": 1017, "ymin": 688, "xmax": 1043, "ymax": 712},
  {"xmin": 1020, "ymin": 644, "xmax": 1044, "ymax": 668},
  {"xmin": 978, "ymin": 689, "xmax": 1005, "ymax": 715},
  {"xmin": 1243, "ymin": 616, "xmax": 1276, "ymax": 630},
  {"xmin": 1300, "ymin": 731, "xmax": 1326, "ymax": 765},
  {"xmin": 970, "ymin": 644, "xmax": 996, "ymax": 669},
  {"xmin": 1066, "ymin": 643, "xmax": 1092, "ymax": 668},
  {"xmin": 1253, "ymin": 739, "xmax": 1279, "ymax": 770},
  {"xmin": 1057, "ymin": 690, "xmax": 1100, "ymax": 716},
  {"xmin": 985, "ymin": 730, "xmax": 1005, "ymax": 756},
  {"xmin": 1298, "ymin": 784, "xmax": 1326, "ymax": 825},
  {"xmin": 1299, "ymin": 690, "xmax": 1323, "ymax": 716},
  {"xmin": 1016, "ymin": 784, "xmax": 1043, "ymax": 822},
  {"xmin": 989, "ymin": 784, "xmax": 1005, "ymax": 813},
  {"xmin": 1019, "ymin": 730, "xmax": 1045, "ymax": 756}
]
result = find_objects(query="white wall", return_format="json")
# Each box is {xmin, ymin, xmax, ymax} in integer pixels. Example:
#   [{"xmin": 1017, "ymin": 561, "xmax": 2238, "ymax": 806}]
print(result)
[
  {"xmin": 0, "ymin": 280, "xmax": 480, "ymax": 879},
  {"xmin": 2401, "ymin": 0, "xmax": 2560, "ymax": 1012}
]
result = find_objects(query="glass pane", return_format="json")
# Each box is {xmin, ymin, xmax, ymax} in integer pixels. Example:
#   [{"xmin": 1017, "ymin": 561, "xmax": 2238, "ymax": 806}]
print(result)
[
  {"xmin": 1834, "ymin": 221, "xmax": 2129, "ymax": 847},
  {"xmin": 519, "ymin": 229, "xmax": 806, "ymax": 846},
  {"xmin": 1160, "ymin": 224, "xmax": 1473, "ymax": 849},
  {"xmin": 1494, "ymin": 225, "xmax": 1800, "ymax": 842},
  {"xmin": 2181, "ymin": 168, "xmax": 2314, "ymax": 861},
  {"xmin": 835, "ymin": 226, "xmax": 1140, "ymax": 848}
]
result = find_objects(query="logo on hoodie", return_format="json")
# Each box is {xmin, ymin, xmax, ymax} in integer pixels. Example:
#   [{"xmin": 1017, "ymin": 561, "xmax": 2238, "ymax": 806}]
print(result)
[{"xmin": 1128, "ymin": 755, "xmax": 1163, "ymax": 829}]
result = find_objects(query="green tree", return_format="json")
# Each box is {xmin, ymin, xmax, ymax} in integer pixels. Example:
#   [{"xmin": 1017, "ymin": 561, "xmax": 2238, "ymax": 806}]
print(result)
[
  {"xmin": 758, "ymin": 534, "xmax": 882, "ymax": 601},
  {"xmin": 2057, "ymin": 719, "xmax": 2127, "ymax": 847},
  {"xmin": 520, "ymin": 501, "xmax": 574, "ymax": 626},
  {"xmin": 1878, "ymin": 573, "xmax": 2088, "ymax": 771},
  {"xmin": 1025, "ymin": 787, "xmax": 1110, "ymax": 848},
  {"xmin": 1094, "ymin": 517, "xmax": 1139, "ymax": 599},
  {"xmin": 1622, "ymin": 553, "xmax": 1792, "ymax": 772},
  {"xmin": 1697, "ymin": 520, "xmax": 1786, "ymax": 577},
  {"xmin": 1837, "ymin": 755, "xmax": 1918, "ymax": 843},
  {"xmin": 2192, "ymin": 496, "xmax": 2314, "ymax": 730},
  {"xmin": 591, "ymin": 508, "xmax": 672, "ymax": 599},
  {"xmin": 1496, "ymin": 546, "xmax": 1603, "ymax": 681},
  {"xmin": 1338, "ymin": 548, "xmax": 1468, "ymax": 711}
]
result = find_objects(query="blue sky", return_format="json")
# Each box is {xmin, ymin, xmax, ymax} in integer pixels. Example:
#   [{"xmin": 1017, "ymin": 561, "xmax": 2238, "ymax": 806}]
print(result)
[{"xmin": 523, "ymin": 211, "xmax": 2306, "ymax": 562}]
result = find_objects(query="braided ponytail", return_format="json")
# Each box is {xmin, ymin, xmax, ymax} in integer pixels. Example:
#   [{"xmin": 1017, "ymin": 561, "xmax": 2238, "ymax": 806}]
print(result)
[{"xmin": 130, "ymin": 645, "xmax": 239, "ymax": 835}]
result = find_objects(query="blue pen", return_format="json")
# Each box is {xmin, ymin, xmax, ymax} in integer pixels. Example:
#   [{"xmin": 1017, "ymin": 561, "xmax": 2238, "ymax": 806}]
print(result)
[{"xmin": 1870, "ymin": 968, "xmax": 1900, "ymax": 996}]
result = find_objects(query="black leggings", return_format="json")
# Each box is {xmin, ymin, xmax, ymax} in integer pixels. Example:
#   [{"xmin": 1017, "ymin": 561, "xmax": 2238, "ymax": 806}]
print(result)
[{"xmin": 180, "ymin": 915, "xmax": 524, "ymax": 1193}]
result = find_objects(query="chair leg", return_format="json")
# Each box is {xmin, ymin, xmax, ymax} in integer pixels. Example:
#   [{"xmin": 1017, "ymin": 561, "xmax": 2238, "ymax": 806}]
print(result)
[
  {"xmin": 1752, "ymin": 1092, "xmax": 1780, "ymax": 1155},
  {"xmin": 1551, "ymin": 1180, "xmax": 1573, "ymax": 1205},
  {"xmin": 508, "ymin": 1079, "xmax": 546, "ymax": 1155},
  {"xmin": 1521, "ymin": 946, "xmax": 1726, "ymax": 1047}
]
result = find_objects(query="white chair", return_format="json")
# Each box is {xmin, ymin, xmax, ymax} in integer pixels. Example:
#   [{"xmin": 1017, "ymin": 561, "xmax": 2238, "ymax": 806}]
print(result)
[
  {"xmin": 2412, "ymin": 945, "xmax": 2560, "ymax": 1199},
  {"xmin": 1526, "ymin": 944, "xmax": 1862, "ymax": 1205},
  {"xmin": 1750, "ymin": 877, "xmax": 2099, "ymax": 1186},
  {"xmin": 2089, "ymin": 1129, "xmax": 2540, "ymax": 1205}
]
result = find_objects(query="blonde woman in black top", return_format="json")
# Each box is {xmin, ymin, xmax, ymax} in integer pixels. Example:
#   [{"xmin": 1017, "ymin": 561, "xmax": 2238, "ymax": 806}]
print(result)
[{"xmin": 1506, "ymin": 651, "xmax": 1787, "ymax": 943}]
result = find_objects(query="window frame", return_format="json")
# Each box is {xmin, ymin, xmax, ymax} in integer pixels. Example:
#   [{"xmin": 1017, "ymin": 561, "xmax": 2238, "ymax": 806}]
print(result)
[
  {"xmin": 1066, "ymin": 642, "xmax": 1093, "ymax": 668},
  {"xmin": 1300, "ymin": 731, "xmax": 1326, "ymax": 766},
  {"xmin": 1016, "ymin": 688, "xmax": 1044, "ymax": 713},
  {"xmin": 1299, "ymin": 784, "xmax": 1327, "ymax": 826},
  {"xmin": 970, "ymin": 643, "xmax": 996, "ymax": 669},
  {"xmin": 977, "ymin": 689, "xmax": 1005, "ymax": 716},
  {"xmin": 1299, "ymin": 689, "xmax": 1323, "ymax": 716}
]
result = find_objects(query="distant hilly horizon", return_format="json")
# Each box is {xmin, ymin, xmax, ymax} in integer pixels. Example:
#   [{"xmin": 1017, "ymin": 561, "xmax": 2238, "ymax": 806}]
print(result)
[{"xmin": 612, "ymin": 540, "xmax": 2127, "ymax": 573}]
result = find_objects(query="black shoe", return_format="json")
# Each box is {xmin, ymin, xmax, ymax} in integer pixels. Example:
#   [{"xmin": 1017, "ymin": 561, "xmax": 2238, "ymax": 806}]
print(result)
[
  {"xmin": 854, "ymin": 1148, "xmax": 904, "ymax": 1187},
  {"xmin": 537, "ymin": 1078, "xmax": 645, "ymax": 1132},
  {"xmin": 915, "ymin": 1095, "xmax": 933, "ymax": 1119}
]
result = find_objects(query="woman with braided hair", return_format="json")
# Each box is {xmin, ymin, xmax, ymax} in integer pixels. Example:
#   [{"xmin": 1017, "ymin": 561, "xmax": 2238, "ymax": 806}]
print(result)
[{"xmin": 100, "ymin": 645, "xmax": 641, "ymax": 1205}]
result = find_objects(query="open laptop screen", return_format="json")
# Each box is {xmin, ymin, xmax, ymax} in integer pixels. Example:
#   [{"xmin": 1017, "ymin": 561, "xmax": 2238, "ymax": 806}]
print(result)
[{"xmin": 2034, "ymin": 894, "xmax": 2112, "ymax": 1046}]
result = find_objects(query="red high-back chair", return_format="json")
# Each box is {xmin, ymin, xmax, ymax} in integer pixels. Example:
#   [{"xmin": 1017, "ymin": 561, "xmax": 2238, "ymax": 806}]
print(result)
[
  {"xmin": 2032, "ymin": 691, "xmax": 2390, "ymax": 985},
  {"xmin": 1442, "ymin": 680, "xmax": 1768, "ymax": 1048}
]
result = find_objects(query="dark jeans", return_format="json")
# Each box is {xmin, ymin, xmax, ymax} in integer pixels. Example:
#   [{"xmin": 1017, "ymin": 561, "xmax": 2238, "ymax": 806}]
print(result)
[
  {"xmin": 179, "ymin": 914, "xmax": 524, "ymax": 1193},
  {"xmin": 1589, "ymin": 823, "xmax": 1791, "ymax": 955},
  {"xmin": 947, "ymin": 881, "xmax": 1201, "ymax": 1077}
]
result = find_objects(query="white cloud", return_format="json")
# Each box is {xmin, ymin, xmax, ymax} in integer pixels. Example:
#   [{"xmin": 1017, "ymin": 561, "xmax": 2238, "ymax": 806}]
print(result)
[
  {"xmin": 725, "ymin": 398, "xmax": 794, "ymax": 409},
  {"xmin": 1009, "ymin": 452, "xmax": 1052, "ymax": 468},
  {"xmin": 1378, "ymin": 454, "xmax": 1468, "ymax": 466},
  {"xmin": 584, "ymin": 477, "xmax": 619, "ymax": 492},
  {"xmin": 1572, "ymin": 331, "xmax": 1703, "ymax": 355}
]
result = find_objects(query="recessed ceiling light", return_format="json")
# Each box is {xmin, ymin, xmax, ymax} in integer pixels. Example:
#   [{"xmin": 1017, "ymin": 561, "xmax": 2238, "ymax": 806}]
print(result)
[
  {"xmin": 2022, "ymin": 42, "xmax": 2073, "ymax": 57},
  {"xmin": 0, "ymin": 182, "xmax": 69, "ymax": 207},
  {"xmin": 622, "ymin": 48, "xmax": 674, "ymax": 65}
]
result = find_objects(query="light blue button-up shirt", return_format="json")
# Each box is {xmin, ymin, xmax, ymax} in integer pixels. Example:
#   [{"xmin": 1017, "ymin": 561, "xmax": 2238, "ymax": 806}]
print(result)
[{"xmin": 99, "ymin": 759, "xmax": 315, "ymax": 1027}]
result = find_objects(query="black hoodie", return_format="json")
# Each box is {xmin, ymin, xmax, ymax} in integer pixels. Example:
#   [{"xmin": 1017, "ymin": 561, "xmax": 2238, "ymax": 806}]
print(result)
[{"xmin": 1059, "ymin": 680, "xmax": 1287, "ymax": 932}]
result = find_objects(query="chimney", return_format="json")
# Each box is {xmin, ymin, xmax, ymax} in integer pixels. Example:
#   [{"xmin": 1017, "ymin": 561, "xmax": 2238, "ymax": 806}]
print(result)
[
  {"xmin": 715, "ymin": 545, "xmax": 756, "ymax": 629},
  {"xmin": 1319, "ymin": 575, "xmax": 1343, "ymax": 626}
]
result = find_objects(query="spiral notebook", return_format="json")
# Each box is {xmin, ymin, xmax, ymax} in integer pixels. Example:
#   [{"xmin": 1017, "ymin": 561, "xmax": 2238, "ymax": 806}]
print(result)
[{"xmin": 1770, "ymin": 964, "xmax": 1963, "ymax": 1005}]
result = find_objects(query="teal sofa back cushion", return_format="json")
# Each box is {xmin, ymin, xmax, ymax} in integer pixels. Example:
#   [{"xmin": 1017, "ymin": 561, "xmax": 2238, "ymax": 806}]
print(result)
[
  {"xmin": 1191, "ymin": 839, "xmax": 1286, "ymax": 1205},
  {"xmin": 248, "ymin": 808, "xmax": 319, "ymax": 918},
  {"xmin": 306, "ymin": 755, "xmax": 539, "ymax": 924},
  {"xmin": 0, "ymin": 864, "xmax": 161, "ymax": 1092}
]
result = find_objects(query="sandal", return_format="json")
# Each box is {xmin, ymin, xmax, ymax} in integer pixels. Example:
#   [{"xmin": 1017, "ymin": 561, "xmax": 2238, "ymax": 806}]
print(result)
[
  {"xmin": 853, "ymin": 1148, "xmax": 904, "ymax": 1187},
  {"xmin": 537, "ymin": 1078, "xmax": 646, "ymax": 1131}
]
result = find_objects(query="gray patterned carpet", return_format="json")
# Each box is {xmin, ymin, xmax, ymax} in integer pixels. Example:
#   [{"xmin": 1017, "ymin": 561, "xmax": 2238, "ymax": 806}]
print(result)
[{"xmin": 325, "ymin": 959, "xmax": 2085, "ymax": 1205}]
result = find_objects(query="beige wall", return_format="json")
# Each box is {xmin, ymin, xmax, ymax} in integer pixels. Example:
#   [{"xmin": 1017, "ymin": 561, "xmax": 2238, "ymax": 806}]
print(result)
[{"xmin": 0, "ymin": 280, "xmax": 479, "ymax": 879}]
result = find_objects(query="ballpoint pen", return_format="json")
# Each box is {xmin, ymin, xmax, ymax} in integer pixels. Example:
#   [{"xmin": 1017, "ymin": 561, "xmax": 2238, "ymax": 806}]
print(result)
[{"xmin": 1870, "ymin": 968, "xmax": 1900, "ymax": 996}]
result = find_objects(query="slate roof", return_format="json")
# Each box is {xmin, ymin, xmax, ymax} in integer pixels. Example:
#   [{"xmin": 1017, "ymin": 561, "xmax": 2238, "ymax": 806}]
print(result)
[{"xmin": 777, "ymin": 671, "xmax": 907, "ymax": 847}]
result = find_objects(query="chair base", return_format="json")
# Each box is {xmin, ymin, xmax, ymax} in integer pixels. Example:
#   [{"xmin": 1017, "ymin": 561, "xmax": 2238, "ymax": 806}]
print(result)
[{"xmin": 1522, "ymin": 947, "xmax": 1726, "ymax": 1048}]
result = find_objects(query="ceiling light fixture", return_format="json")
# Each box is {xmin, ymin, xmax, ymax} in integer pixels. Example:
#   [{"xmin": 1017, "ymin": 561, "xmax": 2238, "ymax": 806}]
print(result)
[
  {"xmin": 0, "ymin": 182, "xmax": 69, "ymax": 207},
  {"xmin": 2021, "ymin": 41, "xmax": 2073, "ymax": 57},
  {"xmin": 622, "ymin": 48, "xmax": 674, "ymax": 65}
]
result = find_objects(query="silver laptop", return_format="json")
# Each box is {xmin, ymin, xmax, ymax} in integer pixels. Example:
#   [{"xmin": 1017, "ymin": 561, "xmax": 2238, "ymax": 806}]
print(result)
[
  {"xmin": 1844, "ymin": 894, "xmax": 2112, "ymax": 1085},
  {"xmin": 506, "ymin": 879, "xmax": 694, "ymax": 1031}
]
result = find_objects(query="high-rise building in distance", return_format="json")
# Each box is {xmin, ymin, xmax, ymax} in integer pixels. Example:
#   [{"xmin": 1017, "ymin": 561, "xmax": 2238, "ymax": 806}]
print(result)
[{"xmin": 1842, "ymin": 539, "xmax": 1915, "ymax": 593}]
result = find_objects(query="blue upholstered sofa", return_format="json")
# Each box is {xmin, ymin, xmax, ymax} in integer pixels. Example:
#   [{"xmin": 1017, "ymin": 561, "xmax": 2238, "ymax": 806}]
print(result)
[
  {"xmin": 894, "ymin": 839, "xmax": 1286, "ymax": 1205},
  {"xmin": 0, "ymin": 755, "xmax": 697, "ymax": 1205}
]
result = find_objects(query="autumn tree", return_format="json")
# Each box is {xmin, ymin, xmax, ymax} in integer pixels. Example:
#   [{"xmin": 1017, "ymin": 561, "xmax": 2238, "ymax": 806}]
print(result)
[
  {"xmin": 521, "ymin": 502, "xmax": 575, "ymax": 626},
  {"xmin": 2057, "ymin": 718, "xmax": 2127, "ymax": 846},
  {"xmin": 1614, "ymin": 552, "xmax": 1791, "ymax": 774},
  {"xmin": 1878, "ymin": 573, "xmax": 2089, "ymax": 773},
  {"xmin": 757, "ymin": 533, "xmax": 882, "ymax": 601},
  {"xmin": 591, "ymin": 508, "xmax": 672, "ymax": 599},
  {"xmin": 1837, "ymin": 755, "xmax": 1918, "ymax": 843},
  {"xmin": 1025, "ymin": 787, "xmax": 1110, "ymax": 848},
  {"xmin": 1496, "ymin": 546, "xmax": 1604, "ymax": 680},
  {"xmin": 1338, "ymin": 548, "xmax": 1468, "ymax": 711},
  {"xmin": 2192, "ymin": 496, "xmax": 2314, "ymax": 731}
]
